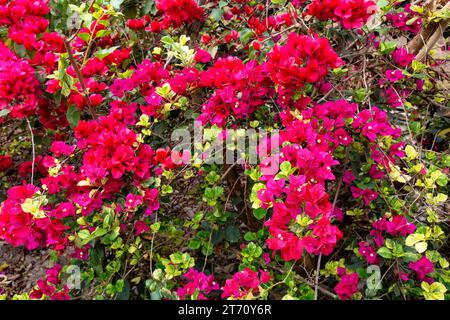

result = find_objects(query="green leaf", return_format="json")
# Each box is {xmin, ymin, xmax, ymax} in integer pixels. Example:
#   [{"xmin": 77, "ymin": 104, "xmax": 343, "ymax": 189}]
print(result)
[
  {"xmin": 385, "ymin": 238, "xmax": 394, "ymax": 250},
  {"xmin": 225, "ymin": 225, "xmax": 240, "ymax": 243},
  {"xmin": 150, "ymin": 290, "xmax": 161, "ymax": 300},
  {"xmin": 439, "ymin": 257, "xmax": 449, "ymax": 269},
  {"xmin": 96, "ymin": 29, "xmax": 112, "ymax": 39},
  {"xmin": 188, "ymin": 238, "xmax": 201, "ymax": 250},
  {"xmin": 160, "ymin": 35, "xmax": 175, "ymax": 46},
  {"xmin": 169, "ymin": 252, "xmax": 183, "ymax": 264},
  {"xmin": 244, "ymin": 232, "xmax": 257, "ymax": 242},
  {"xmin": 78, "ymin": 229, "xmax": 91, "ymax": 240},
  {"xmin": 78, "ymin": 32, "xmax": 90, "ymax": 42},
  {"xmin": 66, "ymin": 105, "xmax": 81, "ymax": 128},
  {"xmin": 436, "ymin": 174, "xmax": 448, "ymax": 187},
  {"xmin": 379, "ymin": 41, "xmax": 397, "ymax": 54},
  {"xmin": 377, "ymin": 247, "xmax": 392, "ymax": 259},
  {"xmin": 239, "ymin": 28, "xmax": 255, "ymax": 45},
  {"xmin": 412, "ymin": 60, "xmax": 427, "ymax": 72},
  {"xmin": 59, "ymin": 72, "xmax": 74, "ymax": 97},
  {"xmin": 376, "ymin": 0, "xmax": 389, "ymax": 9},
  {"xmin": 353, "ymin": 88, "xmax": 368, "ymax": 102},
  {"xmin": 151, "ymin": 222, "xmax": 160, "ymax": 233},
  {"xmin": 435, "ymin": 193, "xmax": 448, "ymax": 204},
  {"xmin": 116, "ymin": 280, "xmax": 130, "ymax": 300},
  {"xmin": 95, "ymin": 46, "xmax": 120, "ymax": 59},
  {"xmin": 115, "ymin": 279, "xmax": 125, "ymax": 292},
  {"xmin": 91, "ymin": 227, "xmax": 107, "ymax": 239},
  {"xmin": 80, "ymin": 12, "xmax": 93, "ymax": 26},
  {"xmin": 406, "ymin": 16, "xmax": 419, "ymax": 26},
  {"xmin": 405, "ymin": 233, "xmax": 425, "ymax": 247},
  {"xmin": 253, "ymin": 208, "xmax": 267, "ymax": 220}
]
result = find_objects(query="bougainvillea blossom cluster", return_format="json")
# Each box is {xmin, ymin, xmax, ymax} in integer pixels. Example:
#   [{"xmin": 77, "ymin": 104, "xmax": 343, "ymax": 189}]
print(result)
[{"xmin": 0, "ymin": 0, "xmax": 448, "ymax": 302}]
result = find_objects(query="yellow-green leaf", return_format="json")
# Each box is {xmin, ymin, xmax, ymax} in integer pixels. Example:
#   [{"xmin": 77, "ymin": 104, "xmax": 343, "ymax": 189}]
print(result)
[
  {"xmin": 405, "ymin": 145, "xmax": 418, "ymax": 160},
  {"xmin": 422, "ymin": 282, "xmax": 447, "ymax": 300},
  {"xmin": 414, "ymin": 242, "xmax": 428, "ymax": 253}
]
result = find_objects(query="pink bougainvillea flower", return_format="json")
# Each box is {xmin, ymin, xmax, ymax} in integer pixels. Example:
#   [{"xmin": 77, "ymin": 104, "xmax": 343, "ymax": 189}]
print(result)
[
  {"xmin": 156, "ymin": 0, "xmax": 205, "ymax": 28},
  {"xmin": 221, "ymin": 268, "xmax": 269, "ymax": 299},
  {"xmin": 266, "ymin": 230, "xmax": 304, "ymax": 261},
  {"xmin": 392, "ymin": 48, "xmax": 415, "ymax": 68},
  {"xmin": 385, "ymin": 69, "xmax": 404, "ymax": 82},
  {"xmin": 351, "ymin": 186, "xmax": 378, "ymax": 206},
  {"xmin": 335, "ymin": 272, "xmax": 359, "ymax": 300},
  {"xmin": 124, "ymin": 193, "xmax": 143, "ymax": 210},
  {"xmin": 343, "ymin": 170, "xmax": 356, "ymax": 185},
  {"xmin": 358, "ymin": 241, "xmax": 379, "ymax": 264},
  {"xmin": 50, "ymin": 141, "xmax": 75, "ymax": 157},
  {"xmin": 194, "ymin": 49, "xmax": 212, "ymax": 64},
  {"xmin": 399, "ymin": 271, "xmax": 409, "ymax": 281},
  {"xmin": 0, "ymin": 154, "xmax": 13, "ymax": 171},
  {"xmin": 409, "ymin": 257, "xmax": 434, "ymax": 281},
  {"xmin": 385, "ymin": 215, "xmax": 416, "ymax": 237},
  {"xmin": 143, "ymin": 188, "xmax": 160, "ymax": 216},
  {"xmin": 308, "ymin": 0, "xmax": 377, "ymax": 29},
  {"xmin": 134, "ymin": 220, "xmax": 150, "ymax": 236},
  {"xmin": 177, "ymin": 268, "xmax": 219, "ymax": 300}
]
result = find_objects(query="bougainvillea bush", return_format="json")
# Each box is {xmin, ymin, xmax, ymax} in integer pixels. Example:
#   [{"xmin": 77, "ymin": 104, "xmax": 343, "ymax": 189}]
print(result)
[{"xmin": 0, "ymin": 0, "xmax": 449, "ymax": 300}]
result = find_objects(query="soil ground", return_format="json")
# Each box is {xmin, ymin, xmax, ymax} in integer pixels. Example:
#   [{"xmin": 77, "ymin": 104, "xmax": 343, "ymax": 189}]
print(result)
[{"xmin": 0, "ymin": 241, "xmax": 50, "ymax": 297}]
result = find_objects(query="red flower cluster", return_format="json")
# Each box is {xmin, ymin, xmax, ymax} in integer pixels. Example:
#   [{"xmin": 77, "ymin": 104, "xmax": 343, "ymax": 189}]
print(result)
[
  {"xmin": 352, "ymin": 106, "xmax": 401, "ymax": 142},
  {"xmin": 156, "ymin": 0, "xmax": 205, "ymax": 29},
  {"xmin": 409, "ymin": 257, "xmax": 434, "ymax": 281},
  {"xmin": 392, "ymin": 48, "xmax": 415, "ymax": 68},
  {"xmin": 0, "ymin": 154, "xmax": 13, "ymax": 171},
  {"xmin": 350, "ymin": 186, "xmax": 378, "ymax": 206},
  {"xmin": 177, "ymin": 268, "xmax": 219, "ymax": 300},
  {"xmin": 386, "ymin": 4, "xmax": 422, "ymax": 34},
  {"xmin": 358, "ymin": 241, "xmax": 379, "ymax": 264},
  {"xmin": 30, "ymin": 264, "xmax": 70, "ymax": 300},
  {"xmin": 260, "ymin": 97, "xmax": 406, "ymax": 262},
  {"xmin": 0, "ymin": 184, "xmax": 67, "ymax": 250},
  {"xmin": 0, "ymin": 42, "xmax": 41, "ymax": 118},
  {"xmin": 75, "ymin": 116, "xmax": 142, "ymax": 181},
  {"xmin": 267, "ymin": 33, "xmax": 342, "ymax": 102},
  {"xmin": 261, "ymin": 100, "xmax": 360, "ymax": 261},
  {"xmin": 221, "ymin": 268, "xmax": 270, "ymax": 299},
  {"xmin": 370, "ymin": 214, "xmax": 416, "ymax": 247},
  {"xmin": 198, "ymin": 57, "xmax": 273, "ymax": 126},
  {"xmin": 0, "ymin": 0, "xmax": 49, "ymax": 50},
  {"xmin": 335, "ymin": 269, "xmax": 359, "ymax": 300},
  {"xmin": 307, "ymin": 0, "xmax": 377, "ymax": 29},
  {"xmin": 110, "ymin": 59, "xmax": 171, "ymax": 117},
  {"xmin": 302, "ymin": 217, "xmax": 343, "ymax": 256}
]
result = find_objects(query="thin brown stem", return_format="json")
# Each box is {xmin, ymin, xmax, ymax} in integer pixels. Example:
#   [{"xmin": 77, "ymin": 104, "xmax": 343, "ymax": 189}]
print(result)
[{"xmin": 63, "ymin": 38, "xmax": 97, "ymax": 119}]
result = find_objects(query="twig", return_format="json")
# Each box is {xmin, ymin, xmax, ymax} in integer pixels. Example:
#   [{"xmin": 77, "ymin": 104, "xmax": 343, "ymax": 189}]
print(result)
[
  {"xmin": 149, "ymin": 212, "xmax": 158, "ymax": 277},
  {"xmin": 272, "ymin": 265, "xmax": 338, "ymax": 299},
  {"xmin": 201, "ymin": 231, "xmax": 213, "ymax": 273},
  {"xmin": 26, "ymin": 118, "xmax": 36, "ymax": 185},
  {"xmin": 314, "ymin": 253, "xmax": 322, "ymax": 300},
  {"xmin": 63, "ymin": 38, "xmax": 97, "ymax": 119}
]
